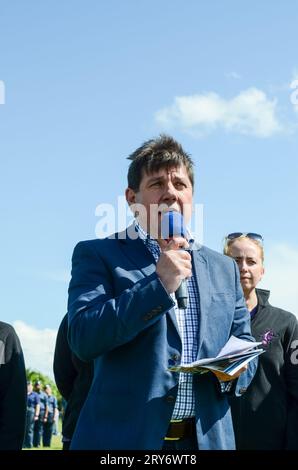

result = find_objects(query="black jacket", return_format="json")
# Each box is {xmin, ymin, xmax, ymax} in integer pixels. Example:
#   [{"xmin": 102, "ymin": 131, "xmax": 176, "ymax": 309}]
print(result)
[
  {"xmin": 230, "ymin": 289, "xmax": 298, "ymax": 450},
  {"xmin": 0, "ymin": 322, "xmax": 27, "ymax": 450},
  {"xmin": 53, "ymin": 314, "xmax": 93, "ymax": 442}
]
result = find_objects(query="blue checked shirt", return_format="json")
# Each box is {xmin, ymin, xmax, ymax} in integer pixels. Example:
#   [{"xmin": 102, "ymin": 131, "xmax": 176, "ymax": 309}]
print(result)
[{"xmin": 136, "ymin": 224, "xmax": 200, "ymax": 419}]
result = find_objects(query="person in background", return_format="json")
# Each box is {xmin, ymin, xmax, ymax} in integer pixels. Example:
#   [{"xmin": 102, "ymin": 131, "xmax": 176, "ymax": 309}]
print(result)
[
  {"xmin": 224, "ymin": 232, "xmax": 298, "ymax": 450},
  {"xmin": 33, "ymin": 380, "xmax": 48, "ymax": 447},
  {"xmin": 51, "ymin": 404, "xmax": 61, "ymax": 437},
  {"xmin": 0, "ymin": 321, "xmax": 27, "ymax": 450},
  {"xmin": 43, "ymin": 384, "xmax": 58, "ymax": 447},
  {"xmin": 23, "ymin": 381, "xmax": 40, "ymax": 448},
  {"xmin": 67, "ymin": 135, "xmax": 257, "ymax": 450},
  {"xmin": 54, "ymin": 313, "xmax": 93, "ymax": 450}
]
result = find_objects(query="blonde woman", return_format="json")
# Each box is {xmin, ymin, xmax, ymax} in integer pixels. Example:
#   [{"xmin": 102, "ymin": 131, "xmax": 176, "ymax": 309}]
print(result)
[{"xmin": 224, "ymin": 232, "xmax": 298, "ymax": 450}]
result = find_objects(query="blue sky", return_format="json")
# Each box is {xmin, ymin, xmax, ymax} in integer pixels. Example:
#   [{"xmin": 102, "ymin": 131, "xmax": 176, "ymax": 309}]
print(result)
[{"xmin": 1, "ymin": 1, "xmax": 298, "ymax": 375}]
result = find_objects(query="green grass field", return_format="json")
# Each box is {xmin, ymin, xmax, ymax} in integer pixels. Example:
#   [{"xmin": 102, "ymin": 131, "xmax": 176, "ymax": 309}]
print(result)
[
  {"xmin": 47, "ymin": 432, "xmax": 63, "ymax": 450},
  {"xmin": 24, "ymin": 420, "xmax": 63, "ymax": 451}
]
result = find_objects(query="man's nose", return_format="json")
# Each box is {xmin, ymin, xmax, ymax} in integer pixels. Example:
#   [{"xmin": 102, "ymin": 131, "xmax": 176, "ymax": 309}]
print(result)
[{"xmin": 162, "ymin": 183, "xmax": 178, "ymax": 202}]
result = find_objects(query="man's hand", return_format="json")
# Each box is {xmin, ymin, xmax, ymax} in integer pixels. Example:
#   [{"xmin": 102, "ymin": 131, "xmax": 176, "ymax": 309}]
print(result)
[
  {"xmin": 156, "ymin": 237, "xmax": 192, "ymax": 294},
  {"xmin": 211, "ymin": 365, "xmax": 248, "ymax": 382}
]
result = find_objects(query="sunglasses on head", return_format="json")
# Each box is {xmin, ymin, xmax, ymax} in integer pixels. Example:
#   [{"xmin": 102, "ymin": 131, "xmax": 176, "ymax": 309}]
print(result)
[{"xmin": 226, "ymin": 232, "xmax": 264, "ymax": 243}]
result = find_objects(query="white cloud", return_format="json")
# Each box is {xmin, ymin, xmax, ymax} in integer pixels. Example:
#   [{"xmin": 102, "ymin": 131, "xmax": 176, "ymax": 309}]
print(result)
[
  {"xmin": 258, "ymin": 243, "xmax": 298, "ymax": 317},
  {"xmin": 13, "ymin": 321, "xmax": 57, "ymax": 379},
  {"xmin": 290, "ymin": 70, "xmax": 298, "ymax": 113},
  {"xmin": 155, "ymin": 88, "xmax": 282, "ymax": 138}
]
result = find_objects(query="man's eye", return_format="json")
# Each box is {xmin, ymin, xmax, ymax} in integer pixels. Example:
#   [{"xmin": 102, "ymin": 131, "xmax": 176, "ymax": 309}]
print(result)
[{"xmin": 175, "ymin": 182, "xmax": 186, "ymax": 188}]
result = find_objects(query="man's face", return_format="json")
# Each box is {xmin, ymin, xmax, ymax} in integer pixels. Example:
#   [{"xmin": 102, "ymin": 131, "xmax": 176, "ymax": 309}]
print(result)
[{"xmin": 126, "ymin": 165, "xmax": 193, "ymax": 237}]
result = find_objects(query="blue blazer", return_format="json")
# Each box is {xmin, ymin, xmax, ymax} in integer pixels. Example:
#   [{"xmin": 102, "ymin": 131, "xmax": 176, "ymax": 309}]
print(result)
[{"xmin": 67, "ymin": 227, "xmax": 257, "ymax": 450}]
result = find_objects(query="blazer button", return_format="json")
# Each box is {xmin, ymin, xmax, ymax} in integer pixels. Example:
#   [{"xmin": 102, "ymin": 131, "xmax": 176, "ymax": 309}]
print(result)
[
  {"xmin": 143, "ymin": 313, "xmax": 153, "ymax": 321},
  {"xmin": 150, "ymin": 306, "xmax": 163, "ymax": 315},
  {"xmin": 172, "ymin": 354, "xmax": 180, "ymax": 361},
  {"xmin": 165, "ymin": 395, "xmax": 176, "ymax": 403}
]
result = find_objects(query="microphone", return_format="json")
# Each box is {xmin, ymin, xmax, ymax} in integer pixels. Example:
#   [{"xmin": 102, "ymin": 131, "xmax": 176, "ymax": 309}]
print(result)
[{"xmin": 160, "ymin": 211, "xmax": 188, "ymax": 310}]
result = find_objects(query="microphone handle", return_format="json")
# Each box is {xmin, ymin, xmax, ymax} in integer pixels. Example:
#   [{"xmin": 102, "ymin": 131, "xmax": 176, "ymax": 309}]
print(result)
[{"xmin": 175, "ymin": 279, "xmax": 188, "ymax": 309}]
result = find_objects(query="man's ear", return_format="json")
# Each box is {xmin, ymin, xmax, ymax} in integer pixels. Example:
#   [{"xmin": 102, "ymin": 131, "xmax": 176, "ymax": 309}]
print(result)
[{"xmin": 125, "ymin": 187, "xmax": 136, "ymax": 206}]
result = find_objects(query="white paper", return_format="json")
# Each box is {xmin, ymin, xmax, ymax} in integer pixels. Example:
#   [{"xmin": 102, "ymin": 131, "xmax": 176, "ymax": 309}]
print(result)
[
  {"xmin": 168, "ymin": 335, "xmax": 264, "ymax": 375},
  {"xmin": 216, "ymin": 335, "xmax": 263, "ymax": 358}
]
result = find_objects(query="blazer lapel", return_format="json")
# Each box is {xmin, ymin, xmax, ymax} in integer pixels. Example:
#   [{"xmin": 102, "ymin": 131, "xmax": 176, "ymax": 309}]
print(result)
[
  {"xmin": 118, "ymin": 227, "xmax": 156, "ymax": 277},
  {"xmin": 191, "ymin": 247, "xmax": 211, "ymax": 357}
]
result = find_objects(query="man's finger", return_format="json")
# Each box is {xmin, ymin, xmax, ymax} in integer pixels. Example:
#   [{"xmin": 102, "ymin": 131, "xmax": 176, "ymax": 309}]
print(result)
[{"xmin": 163, "ymin": 238, "xmax": 189, "ymax": 251}]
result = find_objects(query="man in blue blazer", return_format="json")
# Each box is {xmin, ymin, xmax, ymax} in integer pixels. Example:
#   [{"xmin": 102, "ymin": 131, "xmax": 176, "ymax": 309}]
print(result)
[{"xmin": 67, "ymin": 135, "xmax": 257, "ymax": 450}]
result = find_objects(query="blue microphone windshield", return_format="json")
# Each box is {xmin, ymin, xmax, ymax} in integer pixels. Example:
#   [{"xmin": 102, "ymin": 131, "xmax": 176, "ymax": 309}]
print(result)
[{"xmin": 160, "ymin": 211, "xmax": 187, "ymax": 239}]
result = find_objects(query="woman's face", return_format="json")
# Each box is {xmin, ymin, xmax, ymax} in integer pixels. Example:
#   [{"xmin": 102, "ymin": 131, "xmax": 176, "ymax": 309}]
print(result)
[{"xmin": 227, "ymin": 238, "xmax": 265, "ymax": 296}]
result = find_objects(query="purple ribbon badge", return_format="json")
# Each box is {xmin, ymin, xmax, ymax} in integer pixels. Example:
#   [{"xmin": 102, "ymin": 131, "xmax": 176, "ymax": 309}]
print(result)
[{"xmin": 260, "ymin": 329, "xmax": 276, "ymax": 347}]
